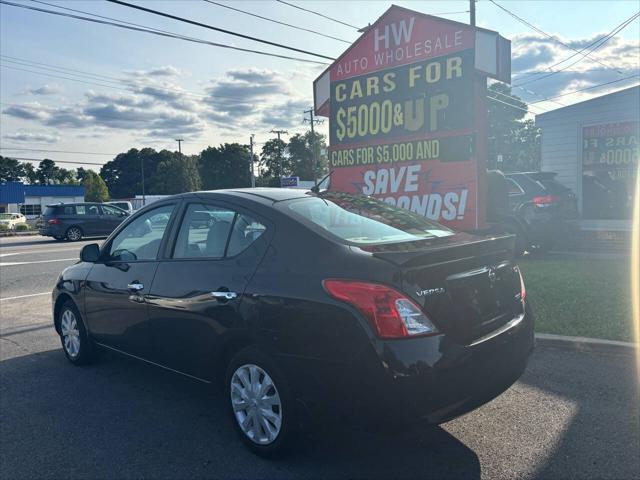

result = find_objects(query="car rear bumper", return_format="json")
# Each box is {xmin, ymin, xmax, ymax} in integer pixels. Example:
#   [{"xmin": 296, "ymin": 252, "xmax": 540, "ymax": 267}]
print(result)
[
  {"xmin": 282, "ymin": 302, "xmax": 534, "ymax": 427},
  {"xmin": 39, "ymin": 225, "xmax": 65, "ymax": 237}
]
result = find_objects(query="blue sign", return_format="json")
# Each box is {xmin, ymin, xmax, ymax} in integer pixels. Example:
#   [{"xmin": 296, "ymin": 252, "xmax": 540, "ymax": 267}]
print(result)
[{"xmin": 280, "ymin": 176, "xmax": 299, "ymax": 187}]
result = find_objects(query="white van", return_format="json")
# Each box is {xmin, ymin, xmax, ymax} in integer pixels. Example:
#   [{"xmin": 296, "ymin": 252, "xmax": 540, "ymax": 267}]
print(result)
[{"xmin": 106, "ymin": 201, "xmax": 134, "ymax": 214}]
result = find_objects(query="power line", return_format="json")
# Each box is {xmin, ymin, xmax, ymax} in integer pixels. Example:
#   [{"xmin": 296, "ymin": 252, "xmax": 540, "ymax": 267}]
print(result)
[
  {"xmin": 529, "ymin": 75, "xmax": 639, "ymax": 104},
  {"xmin": 488, "ymin": 0, "xmax": 625, "ymax": 74},
  {"xmin": 0, "ymin": 147, "xmax": 117, "ymax": 156},
  {"xmin": 276, "ymin": 0, "xmax": 361, "ymax": 30},
  {"xmin": 203, "ymin": 0, "xmax": 351, "ymax": 44},
  {"xmin": 0, "ymin": 1, "xmax": 328, "ymax": 65},
  {"xmin": 106, "ymin": 0, "xmax": 335, "ymax": 61},
  {"xmin": 515, "ymin": 12, "xmax": 640, "ymax": 87},
  {"xmin": 488, "ymin": 89, "xmax": 546, "ymax": 113},
  {"xmin": 486, "ymin": 94, "xmax": 533, "ymax": 113}
]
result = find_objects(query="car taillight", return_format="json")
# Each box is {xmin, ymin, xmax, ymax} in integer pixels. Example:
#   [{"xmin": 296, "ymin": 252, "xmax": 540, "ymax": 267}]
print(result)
[
  {"xmin": 532, "ymin": 195, "xmax": 560, "ymax": 206},
  {"xmin": 322, "ymin": 280, "xmax": 438, "ymax": 339},
  {"xmin": 47, "ymin": 218, "xmax": 60, "ymax": 224}
]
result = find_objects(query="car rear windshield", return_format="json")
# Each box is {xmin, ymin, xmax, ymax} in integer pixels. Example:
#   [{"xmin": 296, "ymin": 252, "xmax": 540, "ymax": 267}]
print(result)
[
  {"xmin": 43, "ymin": 206, "xmax": 59, "ymax": 216},
  {"xmin": 286, "ymin": 192, "xmax": 454, "ymax": 245}
]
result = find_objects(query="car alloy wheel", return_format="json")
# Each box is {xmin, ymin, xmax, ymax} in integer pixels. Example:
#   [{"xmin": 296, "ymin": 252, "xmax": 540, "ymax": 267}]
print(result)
[
  {"xmin": 66, "ymin": 227, "xmax": 82, "ymax": 241},
  {"xmin": 60, "ymin": 308, "xmax": 81, "ymax": 359},
  {"xmin": 230, "ymin": 364, "xmax": 283, "ymax": 445}
]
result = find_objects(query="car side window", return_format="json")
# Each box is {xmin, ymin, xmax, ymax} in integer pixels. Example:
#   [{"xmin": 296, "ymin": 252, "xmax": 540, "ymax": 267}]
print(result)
[
  {"xmin": 102, "ymin": 205, "xmax": 125, "ymax": 217},
  {"xmin": 227, "ymin": 214, "xmax": 266, "ymax": 257},
  {"xmin": 507, "ymin": 179, "xmax": 524, "ymax": 195},
  {"xmin": 107, "ymin": 204, "xmax": 175, "ymax": 262},
  {"xmin": 173, "ymin": 203, "xmax": 236, "ymax": 259},
  {"xmin": 63, "ymin": 205, "xmax": 77, "ymax": 215},
  {"xmin": 87, "ymin": 205, "xmax": 100, "ymax": 216}
]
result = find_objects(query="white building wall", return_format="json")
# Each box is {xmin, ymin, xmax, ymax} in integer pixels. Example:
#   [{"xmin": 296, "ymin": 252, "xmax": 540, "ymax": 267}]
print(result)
[{"xmin": 536, "ymin": 86, "xmax": 640, "ymax": 214}]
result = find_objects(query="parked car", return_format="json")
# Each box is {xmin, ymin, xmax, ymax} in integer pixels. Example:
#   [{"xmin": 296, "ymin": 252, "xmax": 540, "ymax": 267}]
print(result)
[
  {"xmin": 40, "ymin": 202, "xmax": 129, "ymax": 241},
  {"xmin": 52, "ymin": 188, "xmax": 533, "ymax": 456},
  {"xmin": 0, "ymin": 212, "xmax": 27, "ymax": 230},
  {"xmin": 503, "ymin": 171, "xmax": 578, "ymax": 254},
  {"xmin": 106, "ymin": 200, "xmax": 134, "ymax": 215}
]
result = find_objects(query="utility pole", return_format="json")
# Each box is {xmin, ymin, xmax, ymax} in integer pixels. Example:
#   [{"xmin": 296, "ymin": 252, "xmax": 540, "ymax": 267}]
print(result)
[
  {"xmin": 470, "ymin": 0, "xmax": 476, "ymax": 27},
  {"xmin": 304, "ymin": 108, "xmax": 324, "ymax": 187},
  {"xmin": 175, "ymin": 138, "xmax": 183, "ymax": 156},
  {"xmin": 249, "ymin": 134, "xmax": 256, "ymax": 188},
  {"xmin": 270, "ymin": 129, "xmax": 288, "ymax": 185},
  {"xmin": 140, "ymin": 156, "xmax": 146, "ymax": 206}
]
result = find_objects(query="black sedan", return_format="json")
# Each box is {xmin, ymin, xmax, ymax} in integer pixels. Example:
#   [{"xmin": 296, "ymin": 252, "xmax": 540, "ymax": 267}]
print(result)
[{"xmin": 52, "ymin": 188, "xmax": 533, "ymax": 456}]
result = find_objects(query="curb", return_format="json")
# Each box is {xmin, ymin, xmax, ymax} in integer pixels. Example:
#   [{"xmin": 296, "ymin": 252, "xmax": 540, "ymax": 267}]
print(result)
[{"xmin": 535, "ymin": 333, "xmax": 636, "ymax": 355}]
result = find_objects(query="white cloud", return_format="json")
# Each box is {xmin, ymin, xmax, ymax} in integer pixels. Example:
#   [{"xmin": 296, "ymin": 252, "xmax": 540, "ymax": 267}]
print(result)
[{"xmin": 3, "ymin": 130, "xmax": 60, "ymax": 143}]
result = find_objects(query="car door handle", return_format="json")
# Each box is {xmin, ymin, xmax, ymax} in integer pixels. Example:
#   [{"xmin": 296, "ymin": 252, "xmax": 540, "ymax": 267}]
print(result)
[
  {"xmin": 127, "ymin": 282, "xmax": 144, "ymax": 292},
  {"xmin": 211, "ymin": 291, "xmax": 237, "ymax": 300}
]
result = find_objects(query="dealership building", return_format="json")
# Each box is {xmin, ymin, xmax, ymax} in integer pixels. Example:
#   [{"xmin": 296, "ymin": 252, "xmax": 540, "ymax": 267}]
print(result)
[
  {"xmin": 536, "ymin": 85, "xmax": 639, "ymax": 248},
  {"xmin": 0, "ymin": 181, "xmax": 85, "ymax": 218}
]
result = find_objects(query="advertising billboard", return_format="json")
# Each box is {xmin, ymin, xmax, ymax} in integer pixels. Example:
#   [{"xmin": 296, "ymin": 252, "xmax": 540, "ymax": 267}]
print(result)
[
  {"xmin": 582, "ymin": 121, "xmax": 639, "ymax": 219},
  {"xmin": 314, "ymin": 6, "xmax": 510, "ymax": 230}
]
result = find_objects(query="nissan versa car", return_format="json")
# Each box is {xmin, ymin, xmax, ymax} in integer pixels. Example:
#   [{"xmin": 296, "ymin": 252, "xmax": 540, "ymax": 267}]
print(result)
[{"xmin": 52, "ymin": 188, "xmax": 533, "ymax": 456}]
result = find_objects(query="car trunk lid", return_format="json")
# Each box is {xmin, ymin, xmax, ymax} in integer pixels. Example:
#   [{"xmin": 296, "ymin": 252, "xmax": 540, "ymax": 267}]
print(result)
[{"xmin": 361, "ymin": 233, "xmax": 525, "ymax": 345}]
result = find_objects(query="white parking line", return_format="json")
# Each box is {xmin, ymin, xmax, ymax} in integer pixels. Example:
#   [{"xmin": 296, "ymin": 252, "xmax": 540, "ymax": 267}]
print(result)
[
  {"xmin": 0, "ymin": 248, "xmax": 81, "ymax": 258},
  {"xmin": 0, "ymin": 258, "xmax": 77, "ymax": 267},
  {"xmin": 0, "ymin": 292, "xmax": 50, "ymax": 302}
]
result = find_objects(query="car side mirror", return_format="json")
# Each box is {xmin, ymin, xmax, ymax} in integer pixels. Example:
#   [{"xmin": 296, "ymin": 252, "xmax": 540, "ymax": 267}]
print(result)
[{"xmin": 80, "ymin": 243, "xmax": 100, "ymax": 263}]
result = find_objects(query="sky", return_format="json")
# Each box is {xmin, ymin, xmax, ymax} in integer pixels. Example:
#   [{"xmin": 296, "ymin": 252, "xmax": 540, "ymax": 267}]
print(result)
[{"xmin": 0, "ymin": 0, "xmax": 639, "ymax": 171}]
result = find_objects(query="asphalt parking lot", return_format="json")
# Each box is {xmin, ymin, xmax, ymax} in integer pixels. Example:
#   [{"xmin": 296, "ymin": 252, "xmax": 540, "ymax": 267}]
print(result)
[{"xmin": 1, "ymin": 236, "xmax": 639, "ymax": 480}]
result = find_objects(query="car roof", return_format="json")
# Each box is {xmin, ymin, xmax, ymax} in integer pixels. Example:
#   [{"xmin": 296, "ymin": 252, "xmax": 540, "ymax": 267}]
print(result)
[
  {"xmin": 45, "ymin": 202, "xmax": 103, "ymax": 207},
  {"xmin": 190, "ymin": 188, "xmax": 312, "ymax": 204}
]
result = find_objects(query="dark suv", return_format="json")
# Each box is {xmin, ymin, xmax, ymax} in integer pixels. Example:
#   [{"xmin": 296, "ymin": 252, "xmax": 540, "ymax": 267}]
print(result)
[
  {"xmin": 40, "ymin": 202, "xmax": 129, "ymax": 241},
  {"xmin": 504, "ymin": 172, "xmax": 578, "ymax": 253}
]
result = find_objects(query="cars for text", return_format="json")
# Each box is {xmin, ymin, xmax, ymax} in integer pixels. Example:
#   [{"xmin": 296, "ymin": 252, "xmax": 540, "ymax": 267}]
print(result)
[{"xmin": 52, "ymin": 188, "xmax": 534, "ymax": 456}]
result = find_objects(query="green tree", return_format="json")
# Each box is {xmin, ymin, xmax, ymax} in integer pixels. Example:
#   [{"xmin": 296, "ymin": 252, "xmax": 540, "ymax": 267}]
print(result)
[
  {"xmin": 55, "ymin": 167, "xmax": 79, "ymax": 185},
  {"xmin": 199, "ymin": 143, "xmax": 251, "ymax": 190},
  {"xmin": 258, "ymin": 138, "xmax": 289, "ymax": 186},
  {"xmin": 37, "ymin": 159, "xmax": 58, "ymax": 184},
  {"xmin": 22, "ymin": 162, "xmax": 38, "ymax": 184},
  {"xmin": 0, "ymin": 156, "xmax": 25, "ymax": 182},
  {"xmin": 288, "ymin": 131, "xmax": 328, "ymax": 180},
  {"xmin": 487, "ymin": 83, "xmax": 541, "ymax": 171},
  {"xmin": 100, "ymin": 148, "xmax": 162, "ymax": 198},
  {"xmin": 150, "ymin": 153, "xmax": 201, "ymax": 194},
  {"xmin": 83, "ymin": 170, "xmax": 109, "ymax": 202}
]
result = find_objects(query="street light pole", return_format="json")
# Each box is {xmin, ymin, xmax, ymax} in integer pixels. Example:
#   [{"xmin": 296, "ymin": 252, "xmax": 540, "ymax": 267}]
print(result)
[
  {"xmin": 140, "ymin": 156, "xmax": 146, "ymax": 206},
  {"xmin": 249, "ymin": 134, "xmax": 256, "ymax": 188},
  {"xmin": 270, "ymin": 129, "xmax": 288, "ymax": 185}
]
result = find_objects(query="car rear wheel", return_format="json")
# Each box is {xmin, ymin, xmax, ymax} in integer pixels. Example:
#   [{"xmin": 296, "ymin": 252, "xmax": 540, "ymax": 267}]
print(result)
[
  {"xmin": 65, "ymin": 226, "xmax": 82, "ymax": 241},
  {"xmin": 225, "ymin": 347, "xmax": 297, "ymax": 457},
  {"xmin": 58, "ymin": 301, "xmax": 96, "ymax": 365}
]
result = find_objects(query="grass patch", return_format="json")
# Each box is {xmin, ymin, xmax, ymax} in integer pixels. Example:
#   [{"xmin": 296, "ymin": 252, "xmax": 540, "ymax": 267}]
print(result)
[{"xmin": 518, "ymin": 257, "xmax": 633, "ymax": 342}]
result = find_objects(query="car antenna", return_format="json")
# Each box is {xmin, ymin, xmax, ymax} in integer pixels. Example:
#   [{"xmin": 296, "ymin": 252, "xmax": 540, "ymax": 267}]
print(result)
[{"xmin": 310, "ymin": 170, "xmax": 333, "ymax": 193}]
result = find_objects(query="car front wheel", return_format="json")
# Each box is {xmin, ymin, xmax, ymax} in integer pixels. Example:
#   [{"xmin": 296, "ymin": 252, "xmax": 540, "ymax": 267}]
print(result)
[
  {"xmin": 58, "ymin": 301, "xmax": 96, "ymax": 365},
  {"xmin": 225, "ymin": 347, "xmax": 297, "ymax": 457}
]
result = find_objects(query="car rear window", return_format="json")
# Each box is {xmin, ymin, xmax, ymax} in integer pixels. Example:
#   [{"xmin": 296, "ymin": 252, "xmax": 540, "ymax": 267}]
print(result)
[{"xmin": 286, "ymin": 192, "xmax": 453, "ymax": 245}]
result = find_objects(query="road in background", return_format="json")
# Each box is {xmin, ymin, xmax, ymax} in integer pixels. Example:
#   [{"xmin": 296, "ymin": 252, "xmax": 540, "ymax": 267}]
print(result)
[
  {"xmin": 0, "ymin": 235, "xmax": 638, "ymax": 479},
  {"xmin": 0, "ymin": 236, "xmax": 99, "ymax": 299}
]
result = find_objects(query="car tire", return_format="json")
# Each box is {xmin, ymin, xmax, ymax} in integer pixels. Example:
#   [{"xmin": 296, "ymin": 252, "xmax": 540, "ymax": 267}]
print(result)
[
  {"xmin": 57, "ymin": 301, "xmax": 96, "ymax": 365},
  {"xmin": 225, "ymin": 347, "xmax": 297, "ymax": 458},
  {"xmin": 65, "ymin": 226, "xmax": 83, "ymax": 241}
]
